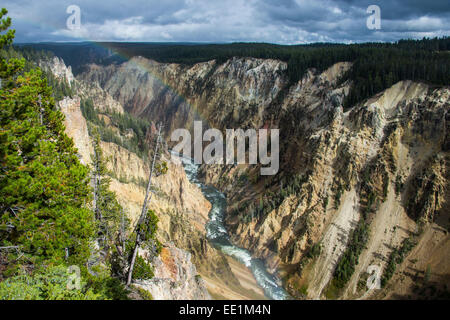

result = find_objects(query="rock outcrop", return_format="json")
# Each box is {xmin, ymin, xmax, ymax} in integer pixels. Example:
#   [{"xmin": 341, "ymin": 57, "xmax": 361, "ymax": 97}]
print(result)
[
  {"xmin": 59, "ymin": 96, "xmax": 93, "ymax": 165},
  {"xmin": 134, "ymin": 244, "xmax": 211, "ymax": 300},
  {"xmin": 40, "ymin": 56, "xmax": 74, "ymax": 84}
]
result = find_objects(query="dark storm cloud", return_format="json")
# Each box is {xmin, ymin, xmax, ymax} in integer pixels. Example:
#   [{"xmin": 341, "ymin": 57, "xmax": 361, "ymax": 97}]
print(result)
[
  {"xmin": 337, "ymin": 0, "xmax": 450, "ymax": 19},
  {"xmin": 256, "ymin": 0, "xmax": 450, "ymax": 42},
  {"xmin": 3, "ymin": 0, "xmax": 450, "ymax": 44}
]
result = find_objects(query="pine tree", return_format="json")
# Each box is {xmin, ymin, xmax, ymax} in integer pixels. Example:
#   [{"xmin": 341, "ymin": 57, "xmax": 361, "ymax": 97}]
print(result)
[
  {"xmin": 90, "ymin": 129, "xmax": 126, "ymax": 249},
  {"xmin": 0, "ymin": 8, "xmax": 95, "ymax": 272}
]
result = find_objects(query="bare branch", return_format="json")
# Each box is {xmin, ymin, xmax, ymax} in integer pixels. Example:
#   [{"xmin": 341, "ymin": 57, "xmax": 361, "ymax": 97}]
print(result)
[
  {"xmin": 127, "ymin": 123, "xmax": 163, "ymax": 286},
  {"xmin": 0, "ymin": 246, "xmax": 19, "ymax": 250}
]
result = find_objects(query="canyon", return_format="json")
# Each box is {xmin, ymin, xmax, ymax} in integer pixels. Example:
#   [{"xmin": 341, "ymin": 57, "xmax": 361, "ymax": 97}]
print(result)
[
  {"xmin": 44, "ymin": 53, "xmax": 448, "ymax": 300},
  {"xmin": 46, "ymin": 56, "xmax": 265, "ymax": 300}
]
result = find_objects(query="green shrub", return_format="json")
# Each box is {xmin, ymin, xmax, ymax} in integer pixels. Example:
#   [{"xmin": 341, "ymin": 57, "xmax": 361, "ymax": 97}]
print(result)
[
  {"xmin": 299, "ymin": 284, "xmax": 308, "ymax": 296},
  {"xmin": 81, "ymin": 100, "xmax": 152, "ymax": 160},
  {"xmin": 1, "ymin": 28, "xmax": 95, "ymax": 269},
  {"xmin": 136, "ymin": 286, "xmax": 154, "ymax": 300},
  {"xmin": 132, "ymin": 256, "xmax": 154, "ymax": 280},
  {"xmin": 381, "ymin": 236, "xmax": 417, "ymax": 287},
  {"xmin": 306, "ymin": 243, "xmax": 322, "ymax": 259},
  {"xmin": 0, "ymin": 266, "xmax": 104, "ymax": 300}
]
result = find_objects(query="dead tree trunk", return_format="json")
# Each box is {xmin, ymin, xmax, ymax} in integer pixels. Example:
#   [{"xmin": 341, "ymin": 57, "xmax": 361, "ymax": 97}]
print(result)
[
  {"xmin": 38, "ymin": 94, "xmax": 43, "ymax": 125},
  {"xmin": 126, "ymin": 123, "xmax": 163, "ymax": 286},
  {"xmin": 92, "ymin": 143, "xmax": 102, "ymax": 222},
  {"xmin": 121, "ymin": 209, "xmax": 126, "ymax": 253}
]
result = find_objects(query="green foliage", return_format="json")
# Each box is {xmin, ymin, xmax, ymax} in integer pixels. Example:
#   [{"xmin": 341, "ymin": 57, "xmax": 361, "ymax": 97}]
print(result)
[
  {"xmin": 332, "ymin": 221, "xmax": 370, "ymax": 289},
  {"xmin": 2, "ymin": 45, "xmax": 53, "ymax": 74},
  {"xmin": 110, "ymin": 111, "xmax": 150, "ymax": 142},
  {"xmin": 249, "ymin": 173, "xmax": 308, "ymax": 219},
  {"xmin": 238, "ymin": 172, "xmax": 249, "ymax": 185},
  {"xmin": 23, "ymin": 38, "xmax": 450, "ymax": 109},
  {"xmin": 381, "ymin": 236, "xmax": 417, "ymax": 288},
  {"xmin": 395, "ymin": 175, "xmax": 404, "ymax": 195},
  {"xmin": 80, "ymin": 98, "xmax": 97, "ymax": 123},
  {"xmin": 0, "ymin": 264, "xmax": 130, "ymax": 300},
  {"xmin": 324, "ymin": 281, "xmax": 340, "ymax": 300},
  {"xmin": 382, "ymin": 177, "xmax": 389, "ymax": 199},
  {"xmin": 0, "ymin": 12, "xmax": 95, "ymax": 270},
  {"xmin": 112, "ymin": 208, "xmax": 161, "ymax": 282},
  {"xmin": 334, "ymin": 185, "xmax": 343, "ymax": 209},
  {"xmin": 46, "ymin": 72, "xmax": 73, "ymax": 101},
  {"xmin": 0, "ymin": 9, "xmax": 14, "ymax": 46},
  {"xmin": 366, "ymin": 191, "xmax": 376, "ymax": 212},
  {"xmin": 0, "ymin": 10, "xmax": 135, "ymax": 300},
  {"xmin": 84, "ymin": 268, "xmax": 130, "ymax": 300},
  {"xmin": 138, "ymin": 209, "xmax": 162, "ymax": 256},
  {"xmin": 80, "ymin": 99, "xmax": 152, "ymax": 160},
  {"xmin": 155, "ymin": 161, "xmax": 168, "ymax": 176},
  {"xmin": 135, "ymin": 286, "xmax": 153, "ymax": 300},
  {"xmin": 0, "ymin": 8, "xmax": 21, "ymax": 86},
  {"xmin": 0, "ymin": 265, "xmax": 104, "ymax": 300},
  {"xmin": 424, "ymin": 264, "xmax": 431, "ymax": 283},
  {"xmin": 306, "ymin": 243, "xmax": 321, "ymax": 259},
  {"xmin": 298, "ymin": 284, "xmax": 308, "ymax": 296},
  {"xmin": 0, "ymin": 68, "xmax": 95, "ymax": 266},
  {"xmin": 1, "ymin": 43, "xmax": 71, "ymax": 101},
  {"xmin": 342, "ymin": 44, "xmax": 450, "ymax": 109},
  {"xmin": 132, "ymin": 255, "xmax": 154, "ymax": 280},
  {"xmin": 323, "ymin": 196, "xmax": 329, "ymax": 210},
  {"xmin": 90, "ymin": 131, "xmax": 126, "ymax": 246}
]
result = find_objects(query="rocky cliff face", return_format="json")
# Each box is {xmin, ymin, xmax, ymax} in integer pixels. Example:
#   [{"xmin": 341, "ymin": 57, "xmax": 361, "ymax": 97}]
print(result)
[
  {"xmin": 40, "ymin": 56, "xmax": 74, "ymax": 85},
  {"xmin": 59, "ymin": 96, "xmax": 93, "ymax": 165},
  {"xmin": 79, "ymin": 55, "xmax": 449, "ymax": 300},
  {"xmin": 79, "ymin": 56, "xmax": 287, "ymax": 135},
  {"xmin": 134, "ymin": 244, "xmax": 211, "ymax": 300},
  {"xmin": 43, "ymin": 57, "xmax": 248, "ymax": 300}
]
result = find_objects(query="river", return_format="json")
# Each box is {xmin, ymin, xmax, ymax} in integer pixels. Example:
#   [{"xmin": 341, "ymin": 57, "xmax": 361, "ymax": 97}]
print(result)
[{"xmin": 172, "ymin": 151, "xmax": 290, "ymax": 300}]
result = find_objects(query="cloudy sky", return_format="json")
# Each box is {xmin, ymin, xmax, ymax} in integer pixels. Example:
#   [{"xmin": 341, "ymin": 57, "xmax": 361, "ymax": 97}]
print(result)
[{"xmin": 4, "ymin": 0, "xmax": 450, "ymax": 44}]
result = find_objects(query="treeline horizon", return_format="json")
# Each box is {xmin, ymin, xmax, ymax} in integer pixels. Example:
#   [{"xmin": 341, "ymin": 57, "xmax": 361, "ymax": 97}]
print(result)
[
  {"xmin": 17, "ymin": 37, "xmax": 450, "ymax": 69},
  {"xmin": 16, "ymin": 36, "xmax": 450, "ymax": 108}
]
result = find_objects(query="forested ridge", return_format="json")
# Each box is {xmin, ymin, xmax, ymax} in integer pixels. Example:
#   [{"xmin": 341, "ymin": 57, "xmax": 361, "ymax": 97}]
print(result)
[
  {"xmin": 21, "ymin": 37, "xmax": 450, "ymax": 108},
  {"xmin": 80, "ymin": 98, "xmax": 153, "ymax": 161}
]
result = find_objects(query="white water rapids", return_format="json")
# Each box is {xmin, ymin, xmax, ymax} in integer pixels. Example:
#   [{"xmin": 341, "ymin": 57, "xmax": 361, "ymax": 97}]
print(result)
[{"xmin": 172, "ymin": 151, "xmax": 290, "ymax": 300}]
